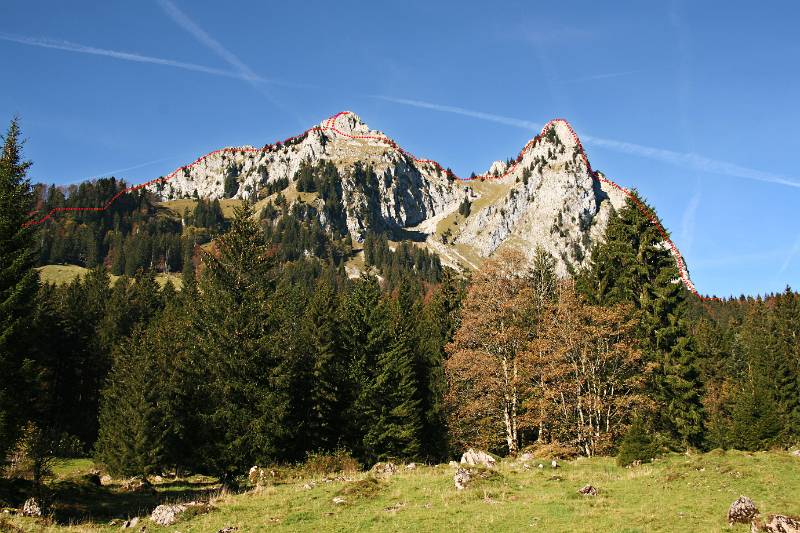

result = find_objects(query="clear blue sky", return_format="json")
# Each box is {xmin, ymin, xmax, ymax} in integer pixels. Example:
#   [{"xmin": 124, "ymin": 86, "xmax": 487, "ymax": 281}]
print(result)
[{"xmin": 1, "ymin": 0, "xmax": 798, "ymax": 297}]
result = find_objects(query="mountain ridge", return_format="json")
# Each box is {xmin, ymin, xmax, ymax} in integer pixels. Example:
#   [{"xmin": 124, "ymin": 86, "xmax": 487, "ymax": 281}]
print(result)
[{"xmin": 24, "ymin": 111, "xmax": 697, "ymax": 297}]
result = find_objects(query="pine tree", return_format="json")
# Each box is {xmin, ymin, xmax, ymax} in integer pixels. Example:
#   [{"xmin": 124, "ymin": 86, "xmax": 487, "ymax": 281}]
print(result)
[
  {"xmin": 578, "ymin": 194, "xmax": 704, "ymax": 448},
  {"xmin": 0, "ymin": 117, "xmax": 39, "ymax": 459}
]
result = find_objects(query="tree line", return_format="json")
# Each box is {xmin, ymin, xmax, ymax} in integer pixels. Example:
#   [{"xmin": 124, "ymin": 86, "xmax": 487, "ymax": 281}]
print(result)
[{"xmin": 1, "ymin": 118, "xmax": 799, "ymax": 488}]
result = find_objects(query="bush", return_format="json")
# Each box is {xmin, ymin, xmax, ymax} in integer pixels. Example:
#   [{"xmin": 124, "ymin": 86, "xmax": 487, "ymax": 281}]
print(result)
[
  {"xmin": 522, "ymin": 441, "xmax": 580, "ymax": 460},
  {"xmin": 302, "ymin": 449, "xmax": 360, "ymax": 476},
  {"xmin": 617, "ymin": 418, "xmax": 656, "ymax": 466}
]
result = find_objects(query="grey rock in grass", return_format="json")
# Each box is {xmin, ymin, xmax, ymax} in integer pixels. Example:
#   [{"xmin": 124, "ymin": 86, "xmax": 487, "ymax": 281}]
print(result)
[
  {"xmin": 460, "ymin": 448, "xmax": 496, "ymax": 468},
  {"xmin": 759, "ymin": 514, "xmax": 800, "ymax": 532},
  {"xmin": 577, "ymin": 484, "xmax": 598, "ymax": 496},
  {"xmin": 370, "ymin": 462, "xmax": 397, "ymax": 478},
  {"xmin": 728, "ymin": 496, "xmax": 759, "ymax": 526},
  {"xmin": 21, "ymin": 497, "xmax": 43, "ymax": 517},
  {"xmin": 454, "ymin": 468, "xmax": 472, "ymax": 490}
]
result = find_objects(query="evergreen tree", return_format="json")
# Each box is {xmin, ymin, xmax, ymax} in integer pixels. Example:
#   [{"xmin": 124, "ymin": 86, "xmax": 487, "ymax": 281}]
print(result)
[
  {"xmin": 300, "ymin": 276, "xmax": 344, "ymax": 451},
  {"xmin": 191, "ymin": 201, "xmax": 290, "ymax": 480},
  {"xmin": 579, "ymin": 194, "xmax": 704, "ymax": 448},
  {"xmin": 0, "ymin": 117, "xmax": 39, "ymax": 459},
  {"xmin": 362, "ymin": 294, "xmax": 423, "ymax": 461}
]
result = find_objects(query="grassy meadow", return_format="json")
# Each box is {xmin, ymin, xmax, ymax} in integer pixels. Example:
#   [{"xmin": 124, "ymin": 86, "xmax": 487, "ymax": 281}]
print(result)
[{"xmin": 3, "ymin": 450, "xmax": 799, "ymax": 532}]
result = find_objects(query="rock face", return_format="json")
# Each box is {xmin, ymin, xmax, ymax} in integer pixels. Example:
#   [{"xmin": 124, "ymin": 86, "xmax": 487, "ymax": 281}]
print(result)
[
  {"xmin": 147, "ymin": 112, "xmax": 461, "ymax": 242},
  {"xmin": 148, "ymin": 112, "xmax": 639, "ymax": 275},
  {"xmin": 460, "ymin": 448, "xmax": 496, "ymax": 468},
  {"xmin": 454, "ymin": 121, "xmax": 626, "ymax": 275},
  {"xmin": 728, "ymin": 496, "xmax": 759, "ymax": 525}
]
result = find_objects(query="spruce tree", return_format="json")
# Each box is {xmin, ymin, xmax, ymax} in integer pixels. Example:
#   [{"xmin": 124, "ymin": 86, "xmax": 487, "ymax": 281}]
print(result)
[
  {"xmin": 362, "ymin": 296, "xmax": 423, "ymax": 462},
  {"xmin": 579, "ymin": 194, "xmax": 704, "ymax": 448},
  {"xmin": 0, "ymin": 118, "xmax": 39, "ymax": 459},
  {"xmin": 191, "ymin": 201, "xmax": 289, "ymax": 479},
  {"xmin": 300, "ymin": 275, "xmax": 344, "ymax": 451}
]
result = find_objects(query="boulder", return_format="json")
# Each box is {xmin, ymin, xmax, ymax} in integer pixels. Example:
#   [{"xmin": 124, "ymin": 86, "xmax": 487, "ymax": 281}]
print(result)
[
  {"xmin": 460, "ymin": 448, "xmax": 496, "ymax": 468},
  {"xmin": 448, "ymin": 461, "xmax": 459, "ymax": 468},
  {"xmin": 577, "ymin": 485, "xmax": 598, "ymax": 496},
  {"xmin": 332, "ymin": 496, "xmax": 346, "ymax": 505},
  {"xmin": 121, "ymin": 516, "xmax": 139, "ymax": 528},
  {"xmin": 21, "ymin": 497, "xmax": 43, "ymax": 517},
  {"xmin": 761, "ymin": 514, "xmax": 800, "ymax": 532},
  {"xmin": 217, "ymin": 528, "xmax": 238, "ymax": 533},
  {"xmin": 454, "ymin": 468, "xmax": 472, "ymax": 490},
  {"xmin": 728, "ymin": 496, "xmax": 759, "ymax": 526},
  {"xmin": 551, "ymin": 460, "xmax": 559, "ymax": 469},
  {"xmin": 791, "ymin": 450, "xmax": 800, "ymax": 457},
  {"xmin": 150, "ymin": 502, "xmax": 210, "ymax": 526},
  {"xmin": 405, "ymin": 463, "xmax": 417, "ymax": 470},
  {"xmin": 83, "ymin": 472, "xmax": 102, "ymax": 486},
  {"xmin": 248, "ymin": 466, "xmax": 266, "ymax": 486},
  {"xmin": 370, "ymin": 462, "xmax": 397, "ymax": 478},
  {"xmin": 100, "ymin": 474, "xmax": 113, "ymax": 485}
]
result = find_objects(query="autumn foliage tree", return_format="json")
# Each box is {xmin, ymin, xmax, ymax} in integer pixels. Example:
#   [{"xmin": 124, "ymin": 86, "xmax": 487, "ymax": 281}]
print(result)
[
  {"xmin": 445, "ymin": 249, "xmax": 533, "ymax": 455},
  {"xmin": 525, "ymin": 282, "xmax": 652, "ymax": 456}
]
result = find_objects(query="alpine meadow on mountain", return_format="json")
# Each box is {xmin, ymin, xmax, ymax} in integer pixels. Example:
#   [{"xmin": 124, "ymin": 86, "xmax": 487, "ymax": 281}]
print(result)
[{"xmin": 2, "ymin": 2, "xmax": 800, "ymax": 532}]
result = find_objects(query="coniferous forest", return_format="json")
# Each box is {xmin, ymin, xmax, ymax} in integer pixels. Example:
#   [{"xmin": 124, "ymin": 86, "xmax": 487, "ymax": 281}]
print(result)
[{"xmin": 2, "ymin": 117, "xmax": 800, "ymax": 505}]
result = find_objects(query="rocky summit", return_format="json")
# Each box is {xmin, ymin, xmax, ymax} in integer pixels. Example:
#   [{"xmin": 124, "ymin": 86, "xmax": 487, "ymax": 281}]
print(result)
[{"xmin": 148, "ymin": 111, "xmax": 627, "ymax": 274}]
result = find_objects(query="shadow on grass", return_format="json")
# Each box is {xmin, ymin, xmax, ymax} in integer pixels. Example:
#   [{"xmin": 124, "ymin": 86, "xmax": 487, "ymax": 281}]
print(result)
[{"xmin": 1, "ymin": 477, "xmax": 221, "ymax": 525}]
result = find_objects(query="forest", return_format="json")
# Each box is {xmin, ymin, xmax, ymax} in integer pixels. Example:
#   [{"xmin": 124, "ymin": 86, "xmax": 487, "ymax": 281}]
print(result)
[{"xmin": 1, "ymin": 117, "xmax": 799, "ymax": 490}]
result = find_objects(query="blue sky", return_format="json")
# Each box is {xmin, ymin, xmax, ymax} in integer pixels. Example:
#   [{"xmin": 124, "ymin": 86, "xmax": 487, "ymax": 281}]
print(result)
[{"xmin": 1, "ymin": 0, "xmax": 798, "ymax": 297}]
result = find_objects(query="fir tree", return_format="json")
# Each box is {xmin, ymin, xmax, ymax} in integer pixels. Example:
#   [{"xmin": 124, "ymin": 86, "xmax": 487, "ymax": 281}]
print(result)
[
  {"xmin": 0, "ymin": 117, "xmax": 39, "ymax": 459},
  {"xmin": 578, "ymin": 194, "xmax": 704, "ymax": 448}
]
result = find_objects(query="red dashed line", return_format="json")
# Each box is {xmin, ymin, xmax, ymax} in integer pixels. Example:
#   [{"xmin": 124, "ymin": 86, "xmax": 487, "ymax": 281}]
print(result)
[{"xmin": 23, "ymin": 110, "xmax": 710, "ymax": 301}]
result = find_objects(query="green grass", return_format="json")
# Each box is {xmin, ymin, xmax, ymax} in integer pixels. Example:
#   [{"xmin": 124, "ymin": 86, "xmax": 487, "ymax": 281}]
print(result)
[
  {"xmin": 37, "ymin": 265, "xmax": 183, "ymax": 290},
  {"xmin": 4, "ymin": 451, "xmax": 800, "ymax": 532}
]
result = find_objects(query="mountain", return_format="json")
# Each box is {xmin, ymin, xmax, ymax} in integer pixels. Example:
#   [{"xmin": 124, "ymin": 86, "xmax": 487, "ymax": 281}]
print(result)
[{"xmin": 148, "ymin": 111, "xmax": 627, "ymax": 275}]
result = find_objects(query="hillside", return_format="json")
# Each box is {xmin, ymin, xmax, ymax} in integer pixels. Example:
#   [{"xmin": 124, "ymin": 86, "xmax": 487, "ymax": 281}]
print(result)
[{"xmin": 3, "ymin": 451, "xmax": 800, "ymax": 532}]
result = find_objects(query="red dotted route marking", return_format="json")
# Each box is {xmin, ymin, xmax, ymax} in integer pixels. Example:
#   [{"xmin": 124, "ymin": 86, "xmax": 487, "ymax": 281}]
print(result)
[{"xmin": 24, "ymin": 110, "xmax": 710, "ymax": 301}]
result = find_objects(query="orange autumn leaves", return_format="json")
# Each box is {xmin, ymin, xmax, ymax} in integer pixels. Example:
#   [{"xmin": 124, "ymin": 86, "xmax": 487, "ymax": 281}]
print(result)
[{"xmin": 445, "ymin": 249, "xmax": 652, "ymax": 457}]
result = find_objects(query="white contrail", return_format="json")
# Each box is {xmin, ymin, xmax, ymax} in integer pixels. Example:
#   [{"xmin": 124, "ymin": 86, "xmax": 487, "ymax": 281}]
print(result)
[
  {"xmin": 47, "ymin": 156, "xmax": 176, "ymax": 185},
  {"xmin": 0, "ymin": 32, "xmax": 259, "ymax": 82},
  {"xmin": 156, "ymin": 0, "xmax": 304, "ymax": 120},
  {"xmin": 373, "ymin": 95, "xmax": 800, "ymax": 189},
  {"xmin": 558, "ymin": 69, "xmax": 649, "ymax": 84}
]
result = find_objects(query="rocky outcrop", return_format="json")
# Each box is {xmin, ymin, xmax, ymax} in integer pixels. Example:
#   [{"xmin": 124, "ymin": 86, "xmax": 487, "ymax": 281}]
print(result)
[
  {"xmin": 455, "ymin": 121, "xmax": 626, "ymax": 276},
  {"xmin": 460, "ymin": 448, "xmax": 496, "ymax": 468},
  {"xmin": 147, "ymin": 112, "xmax": 461, "ymax": 242}
]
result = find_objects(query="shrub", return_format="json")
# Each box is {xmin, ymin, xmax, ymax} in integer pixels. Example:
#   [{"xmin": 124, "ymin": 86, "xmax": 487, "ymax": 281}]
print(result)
[
  {"xmin": 617, "ymin": 418, "xmax": 656, "ymax": 466},
  {"xmin": 302, "ymin": 449, "xmax": 360, "ymax": 476}
]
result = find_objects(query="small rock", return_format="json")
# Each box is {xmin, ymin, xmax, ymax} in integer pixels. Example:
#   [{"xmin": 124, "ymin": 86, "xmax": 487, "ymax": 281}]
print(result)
[
  {"xmin": 728, "ymin": 496, "xmax": 759, "ymax": 525},
  {"xmin": 791, "ymin": 449, "xmax": 800, "ymax": 457},
  {"xmin": 120, "ymin": 477, "xmax": 153, "ymax": 493},
  {"xmin": 762, "ymin": 514, "xmax": 800, "ymax": 532},
  {"xmin": 518, "ymin": 452, "xmax": 534, "ymax": 462},
  {"xmin": 538, "ymin": 463, "xmax": 544, "ymax": 469},
  {"xmin": 370, "ymin": 462, "xmax": 397, "ymax": 478},
  {"xmin": 551, "ymin": 460, "xmax": 559, "ymax": 469},
  {"xmin": 21, "ymin": 497, "xmax": 43, "ymax": 517},
  {"xmin": 578, "ymin": 484, "xmax": 598, "ymax": 496},
  {"xmin": 454, "ymin": 467, "xmax": 472, "ymax": 490},
  {"xmin": 302, "ymin": 482, "xmax": 316, "ymax": 490},
  {"xmin": 151, "ymin": 504, "xmax": 186, "ymax": 526},
  {"xmin": 100, "ymin": 474, "xmax": 113, "ymax": 485},
  {"xmin": 460, "ymin": 448, "xmax": 496, "ymax": 468},
  {"xmin": 248, "ymin": 465, "xmax": 267, "ymax": 487},
  {"xmin": 217, "ymin": 527, "xmax": 238, "ymax": 533},
  {"xmin": 405, "ymin": 462, "xmax": 417, "ymax": 470},
  {"xmin": 448, "ymin": 460, "xmax": 459, "ymax": 468},
  {"xmin": 122, "ymin": 516, "xmax": 139, "ymax": 528},
  {"xmin": 332, "ymin": 496, "xmax": 346, "ymax": 505}
]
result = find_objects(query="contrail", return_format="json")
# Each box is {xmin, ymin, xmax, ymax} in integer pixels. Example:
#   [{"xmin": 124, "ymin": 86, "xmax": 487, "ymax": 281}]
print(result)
[
  {"xmin": 0, "ymin": 32, "xmax": 312, "ymax": 89},
  {"xmin": 558, "ymin": 69, "xmax": 649, "ymax": 84},
  {"xmin": 373, "ymin": 95, "xmax": 800, "ymax": 189},
  {"xmin": 45, "ymin": 156, "xmax": 177, "ymax": 186},
  {"xmin": 0, "ymin": 32, "xmax": 258, "ymax": 82},
  {"xmin": 156, "ymin": 0, "xmax": 303, "ymax": 120}
]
